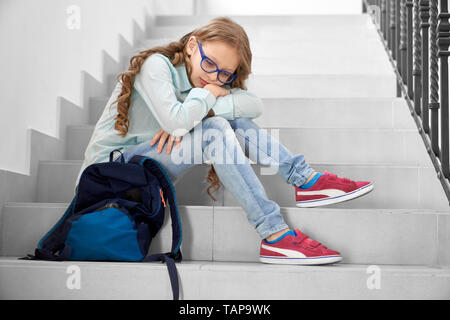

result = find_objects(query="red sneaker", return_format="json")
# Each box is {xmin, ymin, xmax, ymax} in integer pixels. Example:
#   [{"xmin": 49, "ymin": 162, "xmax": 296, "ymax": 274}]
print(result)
[
  {"xmin": 295, "ymin": 171, "xmax": 374, "ymax": 208},
  {"xmin": 260, "ymin": 228, "xmax": 342, "ymax": 265}
]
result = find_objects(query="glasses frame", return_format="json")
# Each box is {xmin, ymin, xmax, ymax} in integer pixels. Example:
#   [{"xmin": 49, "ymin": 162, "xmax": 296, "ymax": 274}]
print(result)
[{"xmin": 197, "ymin": 40, "xmax": 237, "ymax": 85}]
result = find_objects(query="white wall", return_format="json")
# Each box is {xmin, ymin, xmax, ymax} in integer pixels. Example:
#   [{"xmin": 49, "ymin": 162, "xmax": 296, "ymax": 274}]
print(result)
[
  {"xmin": 154, "ymin": 0, "xmax": 363, "ymax": 15},
  {"xmin": 153, "ymin": 0, "xmax": 195, "ymax": 15},
  {"xmin": 1, "ymin": 0, "xmax": 363, "ymax": 176},
  {"xmin": 0, "ymin": 0, "xmax": 153, "ymax": 175}
]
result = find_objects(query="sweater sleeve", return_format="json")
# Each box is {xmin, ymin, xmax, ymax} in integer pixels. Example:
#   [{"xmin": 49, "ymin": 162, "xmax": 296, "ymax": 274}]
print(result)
[
  {"xmin": 211, "ymin": 86, "xmax": 263, "ymax": 120},
  {"xmin": 133, "ymin": 54, "xmax": 217, "ymax": 136}
]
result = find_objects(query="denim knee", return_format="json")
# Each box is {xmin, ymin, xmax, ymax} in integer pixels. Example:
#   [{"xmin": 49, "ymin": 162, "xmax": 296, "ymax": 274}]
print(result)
[
  {"xmin": 203, "ymin": 115, "xmax": 232, "ymax": 131},
  {"xmin": 230, "ymin": 117, "xmax": 254, "ymax": 127},
  {"xmin": 201, "ymin": 116, "xmax": 246, "ymax": 164},
  {"xmin": 202, "ymin": 116, "xmax": 237, "ymax": 144}
]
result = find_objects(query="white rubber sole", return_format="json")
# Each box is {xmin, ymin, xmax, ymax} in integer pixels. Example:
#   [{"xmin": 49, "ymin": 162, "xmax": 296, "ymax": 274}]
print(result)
[
  {"xmin": 296, "ymin": 183, "xmax": 374, "ymax": 208},
  {"xmin": 260, "ymin": 255, "xmax": 343, "ymax": 265}
]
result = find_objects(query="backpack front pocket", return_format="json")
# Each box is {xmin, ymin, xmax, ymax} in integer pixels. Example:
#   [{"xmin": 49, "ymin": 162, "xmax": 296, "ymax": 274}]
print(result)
[{"xmin": 65, "ymin": 207, "xmax": 146, "ymax": 261}]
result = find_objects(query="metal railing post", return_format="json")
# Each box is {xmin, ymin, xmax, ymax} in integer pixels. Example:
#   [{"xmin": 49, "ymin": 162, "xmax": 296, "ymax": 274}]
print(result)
[
  {"xmin": 413, "ymin": 0, "xmax": 422, "ymax": 116},
  {"xmin": 400, "ymin": 0, "xmax": 408, "ymax": 83},
  {"xmin": 363, "ymin": 0, "xmax": 450, "ymax": 204},
  {"xmin": 430, "ymin": 0, "xmax": 441, "ymax": 158},
  {"xmin": 420, "ymin": 0, "xmax": 430, "ymax": 133},
  {"xmin": 407, "ymin": 0, "xmax": 414, "ymax": 99},
  {"xmin": 438, "ymin": 0, "xmax": 450, "ymax": 178}
]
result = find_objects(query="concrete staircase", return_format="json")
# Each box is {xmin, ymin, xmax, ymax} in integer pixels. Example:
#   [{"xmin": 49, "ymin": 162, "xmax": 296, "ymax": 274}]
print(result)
[{"xmin": 1, "ymin": 14, "xmax": 450, "ymax": 299}]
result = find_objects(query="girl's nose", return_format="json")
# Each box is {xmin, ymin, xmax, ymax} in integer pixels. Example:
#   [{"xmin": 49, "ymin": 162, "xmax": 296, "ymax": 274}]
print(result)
[{"xmin": 205, "ymin": 73, "xmax": 218, "ymax": 84}]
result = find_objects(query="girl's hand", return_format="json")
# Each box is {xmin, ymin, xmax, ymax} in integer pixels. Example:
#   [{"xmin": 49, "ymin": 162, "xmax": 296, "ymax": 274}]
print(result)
[
  {"xmin": 204, "ymin": 84, "xmax": 231, "ymax": 98},
  {"xmin": 150, "ymin": 129, "xmax": 182, "ymax": 154}
]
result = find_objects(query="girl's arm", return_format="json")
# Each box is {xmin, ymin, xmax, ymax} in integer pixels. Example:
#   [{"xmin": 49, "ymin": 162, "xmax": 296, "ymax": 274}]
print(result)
[
  {"xmin": 133, "ymin": 54, "xmax": 217, "ymax": 136},
  {"xmin": 211, "ymin": 86, "xmax": 263, "ymax": 120}
]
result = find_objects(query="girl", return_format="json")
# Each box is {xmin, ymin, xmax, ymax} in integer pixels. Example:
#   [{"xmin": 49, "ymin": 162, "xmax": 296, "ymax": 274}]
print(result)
[{"xmin": 75, "ymin": 17, "xmax": 374, "ymax": 265}]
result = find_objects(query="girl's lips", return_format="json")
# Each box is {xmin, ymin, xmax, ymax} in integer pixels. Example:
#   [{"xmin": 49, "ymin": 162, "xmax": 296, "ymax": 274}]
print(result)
[{"xmin": 200, "ymin": 78, "xmax": 209, "ymax": 86}]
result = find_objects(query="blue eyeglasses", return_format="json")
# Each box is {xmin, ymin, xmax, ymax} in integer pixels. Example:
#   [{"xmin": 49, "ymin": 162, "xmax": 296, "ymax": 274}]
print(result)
[{"xmin": 197, "ymin": 40, "xmax": 237, "ymax": 84}]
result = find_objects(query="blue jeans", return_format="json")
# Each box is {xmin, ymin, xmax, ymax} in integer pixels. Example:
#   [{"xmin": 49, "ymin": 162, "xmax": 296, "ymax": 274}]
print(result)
[{"xmin": 115, "ymin": 116, "xmax": 315, "ymax": 239}]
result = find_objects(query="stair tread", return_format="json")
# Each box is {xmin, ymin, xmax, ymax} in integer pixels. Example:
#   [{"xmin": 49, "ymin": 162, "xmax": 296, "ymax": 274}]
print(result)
[
  {"xmin": 2, "ymin": 256, "xmax": 449, "ymax": 299},
  {"xmin": 69, "ymin": 124, "xmax": 417, "ymax": 131},
  {"xmin": 4, "ymin": 203, "xmax": 450, "ymax": 214},
  {"xmin": 38, "ymin": 159, "xmax": 433, "ymax": 168},
  {"xmin": 2, "ymin": 256, "xmax": 449, "ymax": 275},
  {"xmin": 92, "ymin": 96, "xmax": 403, "ymax": 101},
  {"xmin": 154, "ymin": 14, "xmax": 371, "ymax": 19}
]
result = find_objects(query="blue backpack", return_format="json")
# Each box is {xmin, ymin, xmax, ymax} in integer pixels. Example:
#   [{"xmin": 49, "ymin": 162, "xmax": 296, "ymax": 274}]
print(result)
[{"xmin": 21, "ymin": 149, "xmax": 183, "ymax": 300}]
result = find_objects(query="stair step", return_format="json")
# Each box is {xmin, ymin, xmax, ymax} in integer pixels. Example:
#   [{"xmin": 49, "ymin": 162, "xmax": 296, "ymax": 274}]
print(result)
[
  {"xmin": 132, "ymin": 40, "xmax": 392, "ymax": 75},
  {"xmin": 254, "ymin": 98, "xmax": 416, "ymax": 129},
  {"xmin": 66, "ymin": 125, "xmax": 95, "ymax": 161},
  {"xmin": 36, "ymin": 161, "xmax": 449, "ymax": 209},
  {"xmin": 106, "ymin": 73, "xmax": 397, "ymax": 99},
  {"xmin": 1, "ymin": 257, "xmax": 449, "ymax": 299},
  {"xmin": 89, "ymin": 97, "xmax": 108, "ymax": 126},
  {"xmin": 67, "ymin": 125, "xmax": 427, "ymax": 165},
  {"xmin": 0, "ymin": 204, "xmax": 213, "ymax": 262},
  {"xmin": 249, "ymin": 56, "xmax": 392, "ymax": 75},
  {"xmin": 154, "ymin": 14, "xmax": 374, "ymax": 28},
  {"xmin": 89, "ymin": 97, "xmax": 416, "ymax": 130},
  {"xmin": 165, "ymin": 162, "xmax": 449, "ymax": 210},
  {"xmin": 2, "ymin": 203, "xmax": 449, "ymax": 266},
  {"xmin": 224, "ymin": 162, "xmax": 449, "ymax": 210},
  {"xmin": 147, "ymin": 25, "xmax": 380, "ymax": 42},
  {"xmin": 246, "ymin": 74, "xmax": 397, "ymax": 98},
  {"xmin": 138, "ymin": 37, "xmax": 388, "ymax": 59}
]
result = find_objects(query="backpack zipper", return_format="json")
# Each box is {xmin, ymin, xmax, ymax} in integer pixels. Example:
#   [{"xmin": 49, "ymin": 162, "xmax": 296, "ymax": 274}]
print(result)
[{"xmin": 160, "ymin": 189, "xmax": 166, "ymax": 207}]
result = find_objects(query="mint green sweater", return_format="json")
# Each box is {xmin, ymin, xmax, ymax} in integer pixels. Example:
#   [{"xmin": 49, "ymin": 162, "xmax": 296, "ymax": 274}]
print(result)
[{"xmin": 74, "ymin": 53, "xmax": 263, "ymax": 189}]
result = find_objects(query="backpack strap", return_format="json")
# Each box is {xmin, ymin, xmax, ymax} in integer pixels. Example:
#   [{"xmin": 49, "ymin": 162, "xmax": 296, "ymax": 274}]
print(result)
[
  {"xmin": 129, "ymin": 155, "xmax": 182, "ymax": 255},
  {"xmin": 129, "ymin": 155, "xmax": 183, "ymax": 300},
  {"xmin": 19, "ymin": 193, "xmax": 78, "ymax": 261},
  {"xmin": 143, "ymin": 253, "xmax": 180, "ymax": 300},
  {"xmin": 109, "ymin": 149, "xmax": 125, "ymax": 163}
]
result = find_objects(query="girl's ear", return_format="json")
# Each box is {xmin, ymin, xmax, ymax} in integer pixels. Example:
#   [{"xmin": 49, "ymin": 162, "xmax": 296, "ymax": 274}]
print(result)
[{"xmin": 186, "ymin": 36, "xmax": 197, "ymax": 56}]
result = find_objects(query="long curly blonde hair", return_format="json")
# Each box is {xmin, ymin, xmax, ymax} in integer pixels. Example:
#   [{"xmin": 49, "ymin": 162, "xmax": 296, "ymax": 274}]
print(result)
[{"xmin": 110, "ymin": 17, "xmax": 252, "ymax": 201}]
